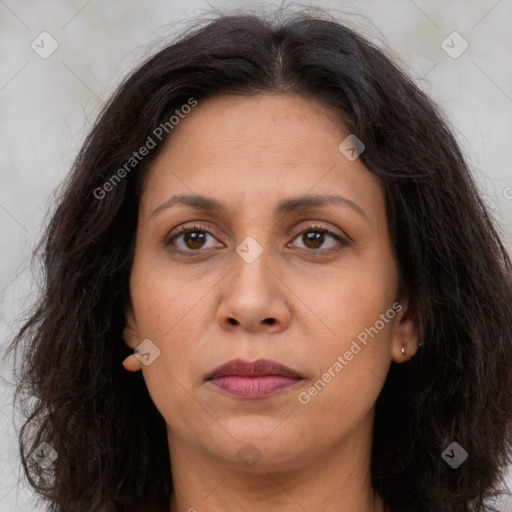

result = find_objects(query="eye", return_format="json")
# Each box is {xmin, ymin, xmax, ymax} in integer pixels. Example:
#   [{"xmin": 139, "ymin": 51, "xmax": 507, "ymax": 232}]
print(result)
[
  {"xmin": 289, "ymin": 224, "xmax": 346, "ymax": 254},
  {"xmin": 164, "ymin": 223, "xmax": 347, "ymax": 256},
  {"xmin": 164, "ymin": 224, "xmax": 222, "ymax": 254}
]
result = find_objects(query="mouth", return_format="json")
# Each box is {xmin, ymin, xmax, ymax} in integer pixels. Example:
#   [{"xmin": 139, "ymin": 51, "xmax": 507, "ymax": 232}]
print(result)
[{"xmin": 206, "ymin": 358, "xmax": 303, "ymax": 399}]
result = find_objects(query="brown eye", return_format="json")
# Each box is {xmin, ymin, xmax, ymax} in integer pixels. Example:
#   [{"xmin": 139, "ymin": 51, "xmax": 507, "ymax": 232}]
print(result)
[
  {"xmin": 165, "ymin": 224, "xmax": 222, "ymax": 253},
  {"xmin": 182, "ymin": 230, "xmax": 207, "ymax": 250},
  {"xmin": 301, "ymin": 231, "xmax": 325, "ymax": 249},
  {"xmin": 290, "ymin": 225, "xmax": 345, "ymax": 254}
]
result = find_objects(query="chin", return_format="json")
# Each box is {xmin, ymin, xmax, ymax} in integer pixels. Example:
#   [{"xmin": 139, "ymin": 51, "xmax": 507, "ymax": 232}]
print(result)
[{"xmin": 211, "ymin": 426, "xmax": 306, "ymax": 471}]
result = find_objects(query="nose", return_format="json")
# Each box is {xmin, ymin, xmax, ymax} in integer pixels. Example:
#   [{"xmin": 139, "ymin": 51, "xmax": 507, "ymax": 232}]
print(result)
[{"xmin": 216, "ymin": 249, "xmax": 291, "ymax": 334}]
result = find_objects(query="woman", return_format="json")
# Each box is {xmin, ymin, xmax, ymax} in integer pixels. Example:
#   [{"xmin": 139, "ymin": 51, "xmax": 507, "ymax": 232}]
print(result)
[{"xmin": 8, "ymin": 10, "xmax": 512, "ymax": 512}]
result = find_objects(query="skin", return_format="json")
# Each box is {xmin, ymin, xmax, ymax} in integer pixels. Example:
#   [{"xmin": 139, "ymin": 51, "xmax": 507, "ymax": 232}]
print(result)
[{"xmin": 122, "ymin": 93, "xmax": 419, "ymax": 512}]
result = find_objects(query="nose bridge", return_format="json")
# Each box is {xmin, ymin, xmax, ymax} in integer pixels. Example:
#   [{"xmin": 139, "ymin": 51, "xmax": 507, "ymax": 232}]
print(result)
[
  {"xmin": 229, "ymin": 204, "xmax": 275, "ymax": 283},
  {"xmin": 229, "ymin": 236, "xmax": 274, "ymax": 303},
  {"xmin": 217, "ymin": 231, "xmax": 291, "ymax": 332}
]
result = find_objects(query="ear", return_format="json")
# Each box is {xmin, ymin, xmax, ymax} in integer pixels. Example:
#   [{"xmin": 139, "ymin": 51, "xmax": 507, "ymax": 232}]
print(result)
[
  {"xmin": 390, "ymin": 296, "xmax": 420, "ymax": 363},
  {"xmin": 122, "ymin": 303, "xmax": 139, "ymax": 351}
]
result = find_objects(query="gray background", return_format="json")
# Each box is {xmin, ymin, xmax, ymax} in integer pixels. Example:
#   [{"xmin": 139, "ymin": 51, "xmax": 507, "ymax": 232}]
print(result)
[{"xmin": 1, "ymin": 1, "xmax": 511, "ymax": 510}]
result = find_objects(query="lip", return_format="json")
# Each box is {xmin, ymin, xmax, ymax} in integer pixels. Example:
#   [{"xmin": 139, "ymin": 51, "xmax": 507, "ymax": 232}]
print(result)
[{"xmin": 206, "ymin": 358, "xmax": 303, "ymax": 399}]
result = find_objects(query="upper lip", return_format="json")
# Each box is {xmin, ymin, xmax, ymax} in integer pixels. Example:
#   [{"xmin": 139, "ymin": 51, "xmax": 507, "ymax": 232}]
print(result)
[{"xmin": 207, "ymin": 358, "xmax": 302, "ymax": 379}]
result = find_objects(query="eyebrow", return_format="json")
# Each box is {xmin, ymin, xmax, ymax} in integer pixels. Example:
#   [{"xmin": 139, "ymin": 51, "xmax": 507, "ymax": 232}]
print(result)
[{"xmin": 151, "ymin": 193, "xmax": 369, "ymax": 222}]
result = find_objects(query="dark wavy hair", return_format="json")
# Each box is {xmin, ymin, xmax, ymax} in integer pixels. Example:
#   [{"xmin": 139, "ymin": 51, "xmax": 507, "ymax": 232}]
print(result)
[{"xmin": 6, "ymin": 8, "xmax": 512, "ymax": 512}]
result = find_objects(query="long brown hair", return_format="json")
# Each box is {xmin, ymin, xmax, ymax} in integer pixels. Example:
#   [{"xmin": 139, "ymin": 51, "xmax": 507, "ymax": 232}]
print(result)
[{"xmin": 7, "ymin": 10, "xmax": 512, "ymax": 512}]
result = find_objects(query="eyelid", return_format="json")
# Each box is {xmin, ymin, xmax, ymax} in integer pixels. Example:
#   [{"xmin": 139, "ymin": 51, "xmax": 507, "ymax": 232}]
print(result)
[{"xmin": 293, "ymin": 222, "xmax": 348, "ymax": 242}]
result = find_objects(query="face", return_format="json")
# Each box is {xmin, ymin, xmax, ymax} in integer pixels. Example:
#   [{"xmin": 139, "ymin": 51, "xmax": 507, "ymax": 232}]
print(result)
[{"xmin": 123, "ymin": 93, "xmax": 417, "ymax": 473}]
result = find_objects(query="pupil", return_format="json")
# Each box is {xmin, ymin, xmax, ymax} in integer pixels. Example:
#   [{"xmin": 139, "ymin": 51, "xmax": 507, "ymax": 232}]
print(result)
[
  {"xmin": 305, "ymin": 232, "xmax": 323, "ymax": 248},
  {"xmin": 185, "ymin": 231, "xmax": 205, "ymax": 248}
]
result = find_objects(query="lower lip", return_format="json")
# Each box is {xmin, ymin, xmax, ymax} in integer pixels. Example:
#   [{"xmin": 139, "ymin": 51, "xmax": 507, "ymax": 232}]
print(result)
[{"xmin": 208, "ymin": 375, "xmax": 302, "ymax": 398}]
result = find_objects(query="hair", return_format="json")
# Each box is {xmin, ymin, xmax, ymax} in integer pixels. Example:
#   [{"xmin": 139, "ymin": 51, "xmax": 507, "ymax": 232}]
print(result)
[{"xmin": 6, "ymin": 8, "xmax": 512, "ymax": 512}]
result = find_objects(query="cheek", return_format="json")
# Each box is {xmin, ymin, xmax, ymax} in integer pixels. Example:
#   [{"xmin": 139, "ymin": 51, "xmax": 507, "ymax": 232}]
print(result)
[
  {"xmin": 295, "ymin": 314, "xmax": 392, "ymax": 443},
  {"xmin": 310, "ymin": 252, "xmax": 398, "ymax": 343},
  {"xmin": 129, "ymin": 248, "xmax": 216, "ymax": 343},
  {"xmin": 299, "ymin": 259, "xmax": 396, "ymax": 416},
  {"xmin": 128, "ymin": 270, "xmax": 208, "ymax": 433},
  {"xmin": 127, "ymin": 261, "xmax": 212, "ymax": 405}
]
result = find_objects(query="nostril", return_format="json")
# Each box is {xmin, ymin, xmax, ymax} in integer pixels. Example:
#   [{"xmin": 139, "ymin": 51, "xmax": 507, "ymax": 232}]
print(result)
[
  {"xmin": 228, "ymin": 318, "xmax": 238, "ymax": 325},
  {"xmin": 264, "ymin": 318, "xmax": 276, "ymax": 325}
]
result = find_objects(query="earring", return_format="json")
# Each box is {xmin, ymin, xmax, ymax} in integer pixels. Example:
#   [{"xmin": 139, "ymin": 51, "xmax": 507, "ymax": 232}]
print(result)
[
  {"xmin": 122, "ymin": 353, "xmax": 142, "ymax": 372},
  {"xmin": 401, "ymin": 346, "xmax": 412, "ymax": 361}
]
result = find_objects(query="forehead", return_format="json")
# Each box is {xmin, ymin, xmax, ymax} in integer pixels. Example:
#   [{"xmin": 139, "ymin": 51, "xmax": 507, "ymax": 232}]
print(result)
[
  {"xmin": 155, "ymin": 93, "xmax": 347, "ymax": 161},
  {"xmin": 141, "ymin": 93, "xmax": 384, "ymax": 222}
]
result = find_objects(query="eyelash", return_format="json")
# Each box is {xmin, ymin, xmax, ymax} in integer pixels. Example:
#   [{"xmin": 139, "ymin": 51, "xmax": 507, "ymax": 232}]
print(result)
[{"xmin": 163, "ymin": 223, "xmax": 347, "ymax": 257}]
